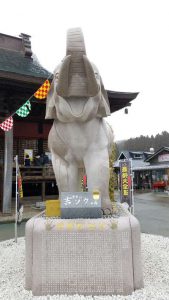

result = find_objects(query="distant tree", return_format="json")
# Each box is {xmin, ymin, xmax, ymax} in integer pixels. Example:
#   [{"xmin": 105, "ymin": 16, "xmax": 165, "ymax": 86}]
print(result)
[
  {"xmin": 109, "ymin": 143, "xmax": 118, "ymax": 202},
  {"xmin": 116, "ymin": 131, "xmax": 169, "ymax": 152}
]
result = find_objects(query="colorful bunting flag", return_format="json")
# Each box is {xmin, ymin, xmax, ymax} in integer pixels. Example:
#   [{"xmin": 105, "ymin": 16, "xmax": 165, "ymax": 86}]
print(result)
[
  {"xmin": 0, "ymin": 77, "xmax": 51, "ymax": 130},
  {"xmin": 0, "ymin": 116, "xmax": 13, "ymax": 131},
  {"xmin": 34, "ymin": 80, "xmax": 50, "ymax": 99},
  {"xmin": 16, "ymin": 100, "xmax": 31, "ymax": 117}
]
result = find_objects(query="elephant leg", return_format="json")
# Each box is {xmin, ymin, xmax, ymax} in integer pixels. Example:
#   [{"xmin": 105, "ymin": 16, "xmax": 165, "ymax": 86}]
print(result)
[
  {"xmin": 67, "ymin": 162, "xmax": 80, "ymax": 192},
  {"xmin": 84, "ymin": 149, "xmax": 112, "ymax": 210},
  {"xmin": 51, "ymin": 152, "xmax": 68, "ymax": 194},
  {"xmin": 51, "ymin": 152, "xmax": 79, "ymax": 194}
]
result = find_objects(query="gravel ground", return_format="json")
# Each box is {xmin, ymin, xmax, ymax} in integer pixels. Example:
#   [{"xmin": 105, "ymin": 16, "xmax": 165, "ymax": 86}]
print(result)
[{"xmin": 0, "ymin": 234, "xmax": 169, "ymax": 300}]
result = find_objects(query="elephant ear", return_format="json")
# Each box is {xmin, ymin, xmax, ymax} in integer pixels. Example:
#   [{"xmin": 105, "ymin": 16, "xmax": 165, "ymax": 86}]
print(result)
[
  {"xmin": 45, "ymin": 79, "xmax": 57, "ymax": 119},
  {"xmin": 97, "ymin": 77, "xmax": 111, "ymax": 117}
]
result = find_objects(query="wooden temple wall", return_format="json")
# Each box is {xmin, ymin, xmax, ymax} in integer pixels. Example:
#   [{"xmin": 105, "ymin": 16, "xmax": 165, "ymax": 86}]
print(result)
[
  {"xmin": 0, "ymin": 121, "xmax": 52, "ymax": 211},
  {"xmin": 0, "ymin": 121, "xmax": 52, "ymax": 163},
  {"xmin": 0, "ymin": 136, "xmax": 49, "ymax": 165},
  {"xmin": 0, "ymin": 136, "xmax": 4, "ymax": 164}
]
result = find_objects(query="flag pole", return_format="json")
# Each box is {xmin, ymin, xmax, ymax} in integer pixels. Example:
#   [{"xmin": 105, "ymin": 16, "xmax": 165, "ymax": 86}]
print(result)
[
  {"xmin": 130, "ymin": 158, "xmax": 134, "ymax": 215},
  {"xmin": 15, "ymin": 155, "xmax": 18, "ymax": 243}
]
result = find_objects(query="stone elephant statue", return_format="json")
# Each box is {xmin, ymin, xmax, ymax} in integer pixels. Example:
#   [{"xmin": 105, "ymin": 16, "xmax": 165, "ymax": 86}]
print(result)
[{"xmin": 46, "ymin": 28, "xmax": 114, "ymax": 210}]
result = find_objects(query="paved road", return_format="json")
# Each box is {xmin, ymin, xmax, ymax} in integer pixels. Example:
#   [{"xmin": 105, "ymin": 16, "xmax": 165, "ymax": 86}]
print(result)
[
  {"xmin": 134, "ymin": 192, "xmax": 169, "ymax": 237},
  {"xmin": 0, "ymin": 221, "xmax": 26, "ymax": 241},
  {"xmin": 0, "ymin": 192, "xmax": 169, "ymax": 241}
]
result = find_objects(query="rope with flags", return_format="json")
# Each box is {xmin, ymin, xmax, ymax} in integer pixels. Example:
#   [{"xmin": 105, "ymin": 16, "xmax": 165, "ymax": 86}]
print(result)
[
  {"xmin": 16, "ymin": 100, "xmax": 31, "ymax": 117},
  {"xmin": 0, "ymin": 78, "xmax": 51, "ymax": 132}
]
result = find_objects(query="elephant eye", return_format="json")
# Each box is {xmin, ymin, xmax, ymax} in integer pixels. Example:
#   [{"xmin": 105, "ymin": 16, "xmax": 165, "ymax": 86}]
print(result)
[{"xmin": 95, "ymin": 72, "xmax": 99, "ymax": 79}]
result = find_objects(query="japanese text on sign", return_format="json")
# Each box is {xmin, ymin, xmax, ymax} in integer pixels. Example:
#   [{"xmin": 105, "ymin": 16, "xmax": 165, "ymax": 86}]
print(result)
[
  {"xmin": 62, "ymin": 193, "xmax": 99, "ymax": 207},
  {"xmin": 119, "ymin": 160, "xmax": 132, "ymax": 206}
]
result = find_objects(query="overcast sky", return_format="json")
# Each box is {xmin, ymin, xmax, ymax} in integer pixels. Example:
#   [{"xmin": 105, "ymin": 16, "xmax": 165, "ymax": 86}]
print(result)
[{"xmin": 1, "ymin": 0, "xmax": 169, "ymax": 141}]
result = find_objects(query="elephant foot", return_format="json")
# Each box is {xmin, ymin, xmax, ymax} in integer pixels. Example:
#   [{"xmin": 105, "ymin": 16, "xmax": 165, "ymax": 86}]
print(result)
[
  {"xmin": 102, "ymin": 208, "xmax": 112, "ymax": 216},
  {"xmin": 101, "ymin": 200, "xmax": 113, "ymax": 216}
]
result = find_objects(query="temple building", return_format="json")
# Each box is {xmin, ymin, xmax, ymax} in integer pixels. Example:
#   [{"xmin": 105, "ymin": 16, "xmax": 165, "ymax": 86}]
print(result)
[
  {"xmin": 0, "ymin": 33, "xmax": 53, "ymax": 213},
  {"xmin": 0, "ymin": 32, "xmax": 138, "ymax": 213}
]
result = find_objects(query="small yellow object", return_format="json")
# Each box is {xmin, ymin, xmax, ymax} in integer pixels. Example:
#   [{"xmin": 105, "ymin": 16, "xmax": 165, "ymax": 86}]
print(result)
[
  {"xmin": 92, "ymin": 190, "xmax": 100, "ymax": 201},
  {"xmin": 98, "ymin": 223, "xmax": 106, "ymax": 230},
  {"xmin": 67, "ymin": 223, "xmax": 74, "ymax": 230},
  {"xmin": 77, "ymin": 223, "xmax": 83, "ymax": 230},
  {"xmin": 46, "ymin": 200, "xmax": 60, "ymax": 217},
  {"xmin": 88, "ymin": 223, "xmax": 96, "ymax": 230},
  {"xmin": 56, "ymin": 222, "xmax": 64, "ymax": 230}
]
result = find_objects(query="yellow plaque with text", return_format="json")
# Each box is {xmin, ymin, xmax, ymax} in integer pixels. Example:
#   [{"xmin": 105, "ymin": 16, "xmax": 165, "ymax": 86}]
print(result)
[{"xmin": 46, "ymin": 200, "xmax": 61, "ymax": 217}]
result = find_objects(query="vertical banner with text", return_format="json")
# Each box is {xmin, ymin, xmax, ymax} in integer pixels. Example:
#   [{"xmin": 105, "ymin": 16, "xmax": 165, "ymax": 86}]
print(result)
[{"xmin": 119, "ymin": 159, "xmax": 132, "ymax": 208}]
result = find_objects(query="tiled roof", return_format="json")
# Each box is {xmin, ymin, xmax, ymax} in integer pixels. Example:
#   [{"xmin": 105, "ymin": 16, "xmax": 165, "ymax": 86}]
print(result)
[
  {"xmin": 132, "ymin": 163, "xmax": 169, "ymax": 171},
  {"xmin": 131, "ymin": 160, "xmax": 150, "ymax": 169},
  {"xmin": 145, "ymin": 147, "xmax": 169, "ymax": 162},
  {"xmin": 114, "ymin": 150, "xmax": 152, "ymax": 168},
  {"xmin": 114, "ymin": 159, "xmax": 149, "ymax": 169},
  {"xmin": 0, "ymin": 48, "xmax": 51, "ymax": 79},
  {"xmin": 107, "ymin": 90, "xmax": 138, "ymax": 114}
]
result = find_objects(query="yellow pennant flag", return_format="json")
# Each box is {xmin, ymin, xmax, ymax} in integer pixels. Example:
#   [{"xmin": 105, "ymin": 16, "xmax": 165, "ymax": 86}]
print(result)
[{"xmin": 34, "ymin": 80, "xmax": 50, "ymax": 100}]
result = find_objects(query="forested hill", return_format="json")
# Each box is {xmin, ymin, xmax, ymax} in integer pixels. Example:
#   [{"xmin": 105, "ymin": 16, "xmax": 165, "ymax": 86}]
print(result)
[{"xmin": 116, "ymin": 131, "xmax": 169, "ymax": 153}]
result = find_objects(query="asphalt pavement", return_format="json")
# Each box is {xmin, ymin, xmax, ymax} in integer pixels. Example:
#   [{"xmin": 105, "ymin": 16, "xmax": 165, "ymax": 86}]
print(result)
[{"xmin": 134, "ymin": 191, "xmax": 169, "ymax": 237}]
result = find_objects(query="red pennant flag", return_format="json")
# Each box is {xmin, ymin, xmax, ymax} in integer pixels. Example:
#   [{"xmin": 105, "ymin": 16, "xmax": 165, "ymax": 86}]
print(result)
[
  {"xmin": 34, "ymin": 80, "xmax": 50, "ymax": 99},
  {"xmin": 128, "ymin": 175, "xmax": 132, "ymax": 188},
  {"xmin": 0, "ymin": 116, "xmax": 13, "ymax": 131},
  {"xmin": 18, "ymin": 169, "xmax": 23, "ymax": 198}
]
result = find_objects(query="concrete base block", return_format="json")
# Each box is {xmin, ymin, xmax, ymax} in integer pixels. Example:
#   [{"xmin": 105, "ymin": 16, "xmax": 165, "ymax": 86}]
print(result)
[{"xmin": 25, "ymin": 207, "xmax": 143, "ymax": 296}]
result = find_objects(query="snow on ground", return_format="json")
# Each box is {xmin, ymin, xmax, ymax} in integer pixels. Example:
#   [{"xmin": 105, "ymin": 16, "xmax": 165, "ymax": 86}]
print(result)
[{"xmin": 0, "ymin": 234, "xmax": 169, "ymax": 300}]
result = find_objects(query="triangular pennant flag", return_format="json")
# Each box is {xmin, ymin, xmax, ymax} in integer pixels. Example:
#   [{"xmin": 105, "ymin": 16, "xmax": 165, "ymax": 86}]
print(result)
[
  {"xmin": 34, "ymin": 80, "xmax": 50, "ymax": 99},
  {"xmin": 16, "ymin": 100, "xmax": 31, "ymax": 117},
  {"xmin": 0, "ymin": 116, "xmax": 13, "ymax": 131}
]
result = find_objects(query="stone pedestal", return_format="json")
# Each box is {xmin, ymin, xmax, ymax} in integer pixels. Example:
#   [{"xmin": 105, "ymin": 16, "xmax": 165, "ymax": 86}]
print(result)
[{"xmin": 25, "ymin": 206, "xmax": 143, "ymax": 296}]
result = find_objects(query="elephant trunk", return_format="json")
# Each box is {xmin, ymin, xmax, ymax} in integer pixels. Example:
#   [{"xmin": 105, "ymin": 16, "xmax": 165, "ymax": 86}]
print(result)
[{"xmin": 57, "ymin": 28, "xmax": 99, "ymax": 98}]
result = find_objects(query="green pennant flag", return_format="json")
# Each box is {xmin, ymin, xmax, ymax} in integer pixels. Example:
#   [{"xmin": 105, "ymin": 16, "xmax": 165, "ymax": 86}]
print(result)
[{"xmin": 16, "ymin": 100, "xmax": 31, "ymax": 117}]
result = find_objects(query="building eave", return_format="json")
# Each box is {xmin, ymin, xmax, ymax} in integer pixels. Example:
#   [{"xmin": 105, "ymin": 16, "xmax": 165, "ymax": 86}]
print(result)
[
  {"xmin": 133, "ymin": 164, "xmax": 169, "ymax": 171},
  {"xmin": 107, "ymin": 91, "xmax": 139, "ymax": 113},
  {"xmin": 0, "ymin": 70, "xmax": 51, "ymax": 85}
]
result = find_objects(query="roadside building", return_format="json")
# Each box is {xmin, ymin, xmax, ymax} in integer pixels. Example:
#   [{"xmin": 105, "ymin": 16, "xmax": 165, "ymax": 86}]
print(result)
[
  {"xmin": 114, "ymin": 150, "xmax": 152, "ymax": 189},
  {"xmin": 143, "ymin": 147, "xmax": 169, "ymax": 191},
  {"xmin": 114, "ymin": 147, "xmax": 169, "ymax": 191}
]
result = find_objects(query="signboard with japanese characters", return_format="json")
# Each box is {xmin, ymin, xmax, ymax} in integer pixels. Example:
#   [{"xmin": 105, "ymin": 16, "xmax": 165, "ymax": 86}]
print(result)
[
  {"xmin": 61, "ymin": 192, "xmax": 102, "ymax": 219},
  {"xmin": 119, "ymin": 159, "xmax": 132, "ymax": 207},
  {"xmin": 158, "ymin": 154, "xmax": 169, "ymax": 162}
]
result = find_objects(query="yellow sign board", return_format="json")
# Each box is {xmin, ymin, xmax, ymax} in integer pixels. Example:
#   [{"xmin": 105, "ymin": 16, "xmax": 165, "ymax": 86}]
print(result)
[{"xmin": 46, "ymin": 200, "xmax": 60, "ymax": 217}]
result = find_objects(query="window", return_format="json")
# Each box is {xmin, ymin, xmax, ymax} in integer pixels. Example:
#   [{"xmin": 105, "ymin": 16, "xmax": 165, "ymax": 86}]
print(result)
[{"xmin": 133, "ymin": 154, "xmax": 142, "ymax": 159}]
